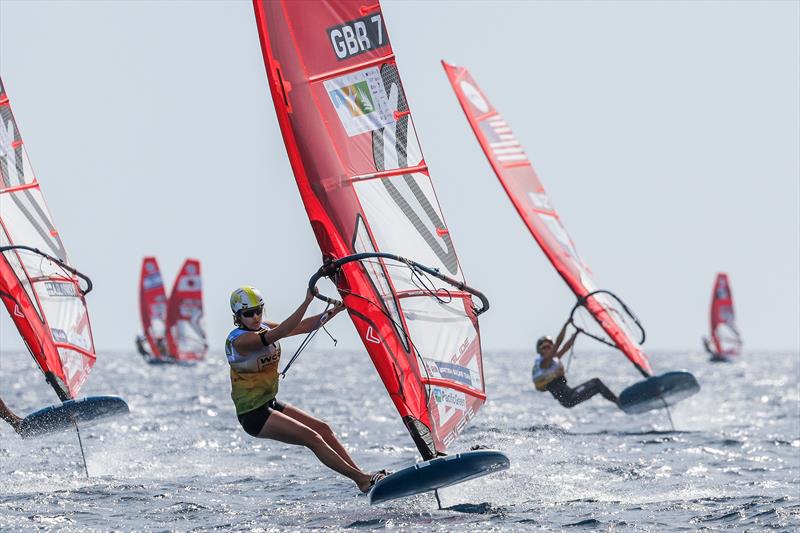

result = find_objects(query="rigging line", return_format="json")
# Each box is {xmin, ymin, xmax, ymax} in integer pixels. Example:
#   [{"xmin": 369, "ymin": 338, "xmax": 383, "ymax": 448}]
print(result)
[
  {"xmin": 407, "ymin": 263, "xmax": 452, "ymax": 305},
  {"xmin": 566, "ymin": 289, "xmax": 646, "ymax": 350},
  {"xmin": 569, "ymin": 321, "xmax": 619, "ymax": 350},
  {"xmin": 336, "ymin": 285, "xmax": 436, "ymax": 408},
  {"xmin": 279, "ymin": 303, "xmax": 333, "ymax": 378},
  {"xmin": 320, "ymin": 322, "xmax": 338, "ymax": 346},
  {"xmin": 311, "ymin": 254, "xmax": 487, "ymax": 412},
  {"xmin": 0, "ymin": 245, "xmax": 93, "ymax": 295},
  {"xmin": 359, "ymin": 257, "xmax": 456, "ymax": 305}
]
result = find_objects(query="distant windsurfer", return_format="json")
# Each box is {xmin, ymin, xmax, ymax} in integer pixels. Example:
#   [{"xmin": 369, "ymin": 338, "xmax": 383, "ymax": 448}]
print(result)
[
  {"xmin": 533, "ymin": 323, "xmax": 619, "ymax": 408},
  {"xmin": 135, "ymin": 335, "xmax": 150, "ymax": 358},
  {"xmin": 0, "ymin": 397, "xmax": 23, "ymax": 434},
  {"xmin": 702, "ymin": 337, "xmax": 715, "ymax": 357},
  {"xmin": 225, "ymin": 286, "xmax": 385, "ymax": 493},
  {"xmin": 135, "ymin": 334, "xmax": 172, "ymax": 362}
]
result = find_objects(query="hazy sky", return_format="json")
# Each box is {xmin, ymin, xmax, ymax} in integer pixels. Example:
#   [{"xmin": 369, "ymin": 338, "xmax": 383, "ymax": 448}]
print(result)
[{"xmin": 1, "ymin": 1, "xmax": 798, "ymax": 358}]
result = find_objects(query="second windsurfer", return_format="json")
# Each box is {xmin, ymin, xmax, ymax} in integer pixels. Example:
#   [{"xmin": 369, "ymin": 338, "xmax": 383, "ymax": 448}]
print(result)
[
  {"xmin": 532, "ymin": 323, "xmax": 619, "ymax": 408},
  {"xmin": 225, "ymin": 286, "xmax": 385, "ymax": 493}
]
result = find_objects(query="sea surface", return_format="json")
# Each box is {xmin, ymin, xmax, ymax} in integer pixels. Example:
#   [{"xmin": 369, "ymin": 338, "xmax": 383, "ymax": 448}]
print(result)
[{"xmin": 1, "ymin": 347, "xmax": 798, "ymax": 531}]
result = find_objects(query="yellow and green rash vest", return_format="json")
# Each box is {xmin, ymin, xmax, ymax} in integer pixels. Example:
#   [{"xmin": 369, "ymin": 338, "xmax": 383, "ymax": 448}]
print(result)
[{"xmin": 225, "ymin": 324, "xmax": 281, "ymax": 415}]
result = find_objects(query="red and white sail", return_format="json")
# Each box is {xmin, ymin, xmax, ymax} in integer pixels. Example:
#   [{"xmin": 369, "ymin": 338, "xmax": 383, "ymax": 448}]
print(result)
[
  {"xmin": 165, "ymin": 258, "xmax": 206, "ymax": 361},
  {"xmin": 443, "ymin": 62, "xmax": 653, "ymax": 377},
  {"xmin": 253, "ymin": 0, "xmax": 485, "ymax": 458},
  {"xmin": 709, "ymin": 273, "xmax": 741, "ymax": 357},
  {"xmin": 0, "ymin": 77, "xmax": 96, "ymax": 400},
  {"xmin": 139, "ymin": 256, "xmax": 168, "ymax": 360}
]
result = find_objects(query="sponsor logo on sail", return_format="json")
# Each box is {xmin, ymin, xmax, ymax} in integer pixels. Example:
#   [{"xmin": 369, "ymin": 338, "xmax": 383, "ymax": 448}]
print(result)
[
  {"xmin": 45, "ymin": 281, "xmax": 78, "ymax": 297},
  {"xmin": 51, "ymin": 328, "xmax": 69, "ymax": 343},
  {"xmin": 365, "ymin": 326, "xmax": 381, "ymax": 344},
  {"xmin": 330, "ymin": 81, "xmax": 375, "ymax": 117},
  {"xmin": 433, "ymin": 387, "xmax": 466, "ymax": 411},
  {"xmin": 435, "ymin": 361, "xmax": 473, "ymax": 387},
  {"xmin": 325, "ymin": 68, "xmax": 394, "ymax": 137}
]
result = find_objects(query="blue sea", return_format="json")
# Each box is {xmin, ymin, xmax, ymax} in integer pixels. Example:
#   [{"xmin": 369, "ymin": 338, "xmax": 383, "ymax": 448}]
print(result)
[{"xmin": 1, "ymin": 347, "xmax": 798, "ymax": 531}]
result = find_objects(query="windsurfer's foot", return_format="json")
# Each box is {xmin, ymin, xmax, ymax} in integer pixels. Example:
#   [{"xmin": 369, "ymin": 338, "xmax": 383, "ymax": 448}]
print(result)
[
  {"xmin": 9, "ymin": 417, "xmax": 24, "ymax": 435},
  {"xmin": 358, "ymin": 471, "xmax": 387, "ymax": 493}
]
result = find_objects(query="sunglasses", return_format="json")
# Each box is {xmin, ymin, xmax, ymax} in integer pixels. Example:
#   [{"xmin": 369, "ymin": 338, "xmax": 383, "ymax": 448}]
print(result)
[{"xmin": 240, "ymin": 306, "xmax": 263, "ymax": 318}]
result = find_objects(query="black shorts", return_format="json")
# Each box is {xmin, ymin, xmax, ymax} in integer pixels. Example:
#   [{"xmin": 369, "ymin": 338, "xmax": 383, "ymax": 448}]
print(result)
[{"xmin": 237, "ymin": 398, "xmax": 286, "ymax": 437}]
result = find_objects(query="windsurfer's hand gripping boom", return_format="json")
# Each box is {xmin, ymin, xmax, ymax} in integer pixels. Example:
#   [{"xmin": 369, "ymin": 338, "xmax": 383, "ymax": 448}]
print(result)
[
  {"xmin": 289, "ymin": 300, "xmax": 346, "ymax": 336},
  {"xmin": 548, "ymin": 320, "xmax": 579, "ymax": 360}
]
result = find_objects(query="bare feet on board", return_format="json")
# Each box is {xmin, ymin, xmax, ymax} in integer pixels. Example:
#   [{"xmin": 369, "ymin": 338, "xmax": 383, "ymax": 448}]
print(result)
[{"xmin": 358, "ymin": 471, "xmax": 388, "ymax": 493}]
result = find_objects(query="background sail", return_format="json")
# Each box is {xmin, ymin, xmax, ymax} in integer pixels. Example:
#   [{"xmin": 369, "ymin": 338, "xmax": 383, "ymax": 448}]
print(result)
[
  {"xmin": 253, "ymin": 0, "xmax": 485, "ymax": 458},
  {"xmin": 0, "ymin": 76, "xmax": 96, "ymax": 400},
  {"xmin": 710, "ymin": 272, "xmax": 741, "ymax": 356},
  {"xmin": 165, "ymin": 259, "xmax": 206, "ymax": 361},
  {"xmin": 139, "ymin": 256, "xmax": 168, "ymax": 359},
  {"xmin": 443, "ymin": 62, "xmax": 653, "ymax": 377}
]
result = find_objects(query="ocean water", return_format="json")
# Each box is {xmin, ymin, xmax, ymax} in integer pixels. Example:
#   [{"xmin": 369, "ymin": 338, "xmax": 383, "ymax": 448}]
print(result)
[{"xmin": 0, "ymin": 347, "xmax": 798, "ymax": 531}]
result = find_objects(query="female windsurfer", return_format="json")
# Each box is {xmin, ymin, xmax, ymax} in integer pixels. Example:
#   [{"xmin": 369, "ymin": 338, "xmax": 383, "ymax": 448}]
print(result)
[
  {"xmin": 532, "ymin": 322, "xmax": 619, "ymax": 408},
  {"xmin": 226, "ymin": 286, "xmax": 385, "ymax": 493},
  {"xmin": 0, "ymin": 397, "xmax": 23, "ymax": 434}
]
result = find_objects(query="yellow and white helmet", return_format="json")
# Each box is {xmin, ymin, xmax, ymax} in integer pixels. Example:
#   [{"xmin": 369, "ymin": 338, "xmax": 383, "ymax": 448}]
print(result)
[{"xmin": 230, "ymin": 286, "xmax": 264, "ymax": 314}]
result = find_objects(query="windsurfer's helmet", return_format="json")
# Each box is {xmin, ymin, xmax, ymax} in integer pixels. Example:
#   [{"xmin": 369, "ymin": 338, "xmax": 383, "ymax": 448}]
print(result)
[
  {"xmin": 230, "ymin": 286, "xmax": 264, "ymax": 315},
  {"xmin": 536, "ymin": 335, "xmax": 554, "ymax": 353}
]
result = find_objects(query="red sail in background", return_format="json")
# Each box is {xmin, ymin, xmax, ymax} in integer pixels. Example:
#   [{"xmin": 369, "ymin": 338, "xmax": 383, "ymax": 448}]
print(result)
[
  {"xmin": 253, "ymin": 0, "xmax": 486, "ymax": 458},
  {"xmin": 165, "ymin": 259, "xmax": 206, "ymax": 361},
  {"xmin": 709, "ymin": 273, "xmax": 741, "ymax": 357},
  {"xmin": 0, "ymin": 77, "xmax": 96, "ymax": 400},
  {"xmin": 139, "ymin": 256, "xmax": 168, "ymax": 360},
  {"xmin": 443, "ymin": 61, "xmax": 653, "ymax": 377}
]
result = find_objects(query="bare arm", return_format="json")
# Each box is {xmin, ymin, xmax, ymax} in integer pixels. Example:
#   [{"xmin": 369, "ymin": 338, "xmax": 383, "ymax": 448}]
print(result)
[
  {"xmin": 289, "ymin": 304, "xmax": 345, "ymax": 335},
  {"xmin": 556, "ymin": 331, "xmax": 579, "ymax": 358},
  {"xmin": 552, "ymin": 320, "xmax": 570, "ymax": 353},
  {"xmin": 234, "ymin": 291, "xmax": 315, "ymax": 355}
]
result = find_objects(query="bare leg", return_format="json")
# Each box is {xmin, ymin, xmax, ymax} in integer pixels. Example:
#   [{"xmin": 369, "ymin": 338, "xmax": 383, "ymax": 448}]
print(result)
[
  {"xmin": 280, "ymin": 404, "xmax": 361, "ymax": 471},
  {"xmin": 0, "ymin": 398, "xmax": 22, "ymax": 434},
  {"xmin": 258, "ymin": 410, "xmax": 373, "ymax": 491},
  {"xmin": 570, "ymin": 378, "xmax": 619, "ymax": 406}
]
